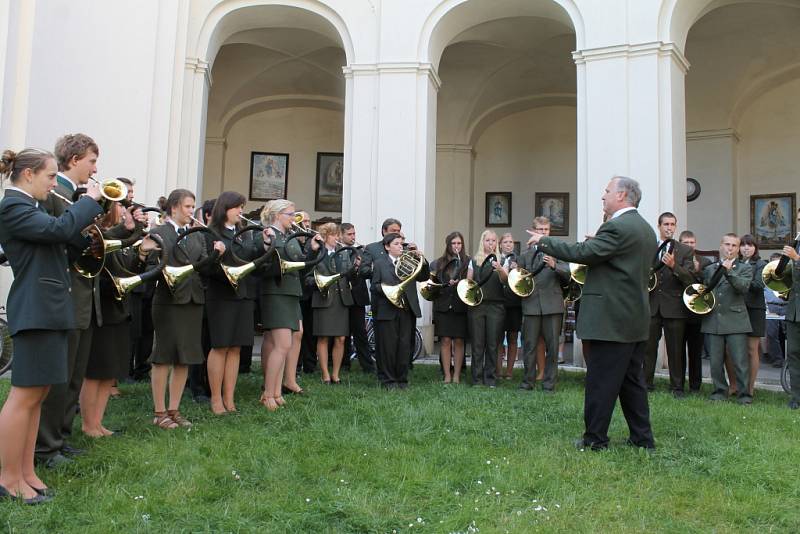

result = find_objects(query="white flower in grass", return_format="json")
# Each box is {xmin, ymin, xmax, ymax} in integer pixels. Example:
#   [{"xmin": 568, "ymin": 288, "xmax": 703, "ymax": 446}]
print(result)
[
  {"xmin": 486, "ymin": 460, "xmax": 491, "ymax": 464},
  {"xmin": 454, "ymin": 490, "xmax": 460, "ymax": 496},
  {"xmin": 495, "ymin": 492, "xmax": 500, "ymax": 496},
  {"xmin": 555, "ymin": 504, "xmax": 560, "ymax": 509},
  {"xmin": 417, "ymin": 517, "xmax": 423, "ymax": 523},
  {"xmin": 534, "ymin": 505, "xmax": 543, "ymax": 512},
  {"xmin": 305, "ymin": 498, "xmax": 311, "ymax": 503},
  {"xmin": 476, "ymin": 480, "xmax": 482, "ymax": 485},
  {"xmin": 142, "ymin": 514, "xmax": 150, "ymax": 522}
]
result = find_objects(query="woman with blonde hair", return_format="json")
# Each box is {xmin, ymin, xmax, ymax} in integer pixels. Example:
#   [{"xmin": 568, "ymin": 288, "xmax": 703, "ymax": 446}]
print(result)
[
  {"xmin": 306, "ymin": 223, "xmax": 353, "ymax": 384},
  {"xmin": 259, "ymin": 200, "xmax": 322, "ymax": 410},
  {"xmin": 467, "ymin": 229, "xmax": 508, "ymax": 386}
]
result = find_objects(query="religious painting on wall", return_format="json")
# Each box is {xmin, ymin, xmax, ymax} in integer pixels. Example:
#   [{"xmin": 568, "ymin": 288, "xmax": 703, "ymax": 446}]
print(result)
[
  {"xmin": 535, "ymin": 192, "xmax": 569, "ymax": 236},
  {"xmin": 315, "ymin": 152, "xmax": 344, "ymax": 212},
  {"xmin": 249, "ymin": 152, "xmax": 289, "ymax": 201},
  {"xmin": 486, "ymin": 192, "xmax": 512, "ymax": 227},
  {"xmin": 750, "ymin": 193, "xmax": 796, "ymax": 247}
]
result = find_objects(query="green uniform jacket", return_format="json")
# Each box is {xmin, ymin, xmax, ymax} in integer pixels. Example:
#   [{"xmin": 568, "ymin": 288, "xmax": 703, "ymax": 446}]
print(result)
[
  {"xmin": 471, "ymin": 257, "xmax": 505, "ymax": 303},
  {"xmin": 45, "ymin": 177, "xmax": 100, "ymax": 329},
  {"xmin": 518, "ymin": 247, "xmax": 570, "ymax": 316},
  {"xmin": 538, "ymin": 209, "xmax": 656, "ymax": 343},
  {"xmin": 260, "ymin": 227, "xmax": 304, "ymax": 298},
  {"xmin": 649, "ymin": 240, "xmax": 695, "ymax": 319},
  {"xmin": 742, "ymin": 257, "xmax": 767, "ymax": 310},
  {"xmin": 149, "ymin": 223, "xmax": 208, "ymax": 305},
  {"xmin": 700, "ymin": 261, "xmax": 753, "ymax": 335},
  {"xmin": 782, "ymin": 261, "xmax": 800, "ymax": 322},
  {"xmin": 306, "ymin": 247, "xmax": 355, "ymax": 308}
]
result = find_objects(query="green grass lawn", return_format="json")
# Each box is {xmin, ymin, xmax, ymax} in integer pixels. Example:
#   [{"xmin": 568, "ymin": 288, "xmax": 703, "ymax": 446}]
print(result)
[{"xmin": 2, "ymin": 366, "xmax": 799, "ymax": 533}]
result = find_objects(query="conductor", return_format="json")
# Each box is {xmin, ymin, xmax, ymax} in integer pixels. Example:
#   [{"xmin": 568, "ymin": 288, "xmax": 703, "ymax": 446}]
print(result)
[{"xmin": 526, "ymin": 176, "xmax": 657, "ymax": 450}]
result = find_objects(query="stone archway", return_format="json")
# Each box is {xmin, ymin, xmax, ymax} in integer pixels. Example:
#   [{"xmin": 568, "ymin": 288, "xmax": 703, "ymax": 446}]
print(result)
[{"xmin": 175, "ymin": 1, "xmax": 354, "ymax": 220}]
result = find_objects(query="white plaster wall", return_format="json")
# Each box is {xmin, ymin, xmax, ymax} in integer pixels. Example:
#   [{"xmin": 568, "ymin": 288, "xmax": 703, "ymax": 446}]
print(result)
[
  {"xmin": 686, "ymin": 78, "xmax": 800, "ymax": 251},
  {"xmin": 220, "ymin": 107, "xmax": 344, "ymax": 219},
  {"xmin": 470, "ymin": 106, "xmax": 577, "ymax": 249},
  {"xmin": 736, "ymin": 78, "xmax": 800, "ymax": 250}
]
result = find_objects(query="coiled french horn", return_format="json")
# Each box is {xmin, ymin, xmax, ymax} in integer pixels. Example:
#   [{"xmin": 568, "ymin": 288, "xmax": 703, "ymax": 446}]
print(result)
[{"xmin": 383, "ymin": 250, "xmax": 427, "ymax": 309}]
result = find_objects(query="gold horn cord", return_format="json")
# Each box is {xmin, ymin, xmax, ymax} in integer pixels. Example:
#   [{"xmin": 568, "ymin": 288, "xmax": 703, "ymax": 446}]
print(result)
[{"xmin": 382, "ymin": 251, "xmax": 426, "ymax": 310}]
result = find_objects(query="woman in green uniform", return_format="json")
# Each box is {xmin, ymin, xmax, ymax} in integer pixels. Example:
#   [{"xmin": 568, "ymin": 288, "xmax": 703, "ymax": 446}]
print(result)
[
  {"xmin": 467, "ymin": 229, "xmax": 508, "ymax": 387},
  {"xmin": 0, "ymin": 148, "xmax": 102, "ymax": 503},
  {"xmin": 259, "ymin": 200, "xmax": 322, "ymax": 410}
]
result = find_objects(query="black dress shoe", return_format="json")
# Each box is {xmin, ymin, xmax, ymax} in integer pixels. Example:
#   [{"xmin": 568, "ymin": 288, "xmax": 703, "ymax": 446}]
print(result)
[
  {"xmin": 788, "ymin": 399, "xmax": 800, "ymax": 410},
  {"xmin": 46, "ymin": 453, "xmax": 74, "ymax": 469},
  {"xmin": 32, "ymin": 486, "xmax": 56, "ymax": 497},
  {"xmin": 625, "ymin": 438, "xmax": 656, "ymax": 451},
  {"xmin": 518, "ymin": 382, "xmax": 533, "ymax": 391},
  {"xmin": 193, "ymin": 394, "xmax": 211, "ymax": 404},
  {"xmin": 672, "ymin": 390, "xmax": 686, "ymax": 399},
  {"xmin": 0, "ymin": 485, "xmax": 53, "ymax": 504},
  {"xmin": 61, "ymin": 444, "xmax": 85, "ymax": 456},
  {"xmin": 573, "ymin": 438, "xmax": 607, "ymax": 451}
]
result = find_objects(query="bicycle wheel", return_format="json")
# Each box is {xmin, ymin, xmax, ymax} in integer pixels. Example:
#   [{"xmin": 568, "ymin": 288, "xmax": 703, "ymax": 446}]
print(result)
[
  {"xmin": 412, "ymin": 328, "xmax": 423, "ymax": 361},
  {"xmin": 0, "ymin": 318, "xmax": 13, "ymax": 376},
  {"xmin": 781, "ymin": 359, "xmax": 791, "ymax": 394}
]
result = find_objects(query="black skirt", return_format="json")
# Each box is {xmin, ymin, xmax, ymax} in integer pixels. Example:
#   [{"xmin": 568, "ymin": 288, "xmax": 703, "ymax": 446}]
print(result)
[
  {"xmin": 434, "ymin": 310, "xmax": 468, "ymax": 339},
  {"xmin": 10, "ymin": 329, "xmax": 69, "ymax": 387},
  {"xmin": 86, "ymin": 322, "xmax": 130, "ymax": 380},
  {"xmin": 747, "ymin": 307, "xmax": 766, "ymax": 338},
  {"xmin": 313, "ymin": 297, "xmax": 349, "ymax": 337},
  {"xmin": 150, "ymin": 303, "xmax": 204, "ymax": 365},
  {"xmin": 260, "ymin": 294, "xmax": 302, "ymax": 331},
  {"xmin": 207, "ymin": 299, "xmax": 255, "ymax": 348},
  {"xmin": 503, "ymin": 306, "xmax": 522, "ymax": 332}
]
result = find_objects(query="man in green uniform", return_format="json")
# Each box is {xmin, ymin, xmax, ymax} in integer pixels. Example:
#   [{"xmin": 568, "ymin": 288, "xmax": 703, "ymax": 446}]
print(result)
[
  {"xmin": 701, "ymin": 233, "xmax": 753, "ymax": 404},
  {"xmin": 527, "ymin": 176, "xmax": 656, "ymax": 450},
  {"xmin": 518, "ymin": 216, "xmax": 570, "ymax": 392},
  {"xmin": 780, "ymin": 210, "xmax": 800, "ymax": 409}
]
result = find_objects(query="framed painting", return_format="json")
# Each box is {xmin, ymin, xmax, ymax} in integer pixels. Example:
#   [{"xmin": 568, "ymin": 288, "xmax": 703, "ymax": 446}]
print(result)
[
  {"xmin": 750, "ymin": 193, "xmax": 796, "ymax": 247},
  {"xmin": 315, "ymin": 152, "xmax": 344, "ymax": 212},
  {"xmin": 249, "ymin": 152, "xmax": 289, "ymax": 201},
  {"xmin": 485, "ymin": 192, "xmax": 512, "ymax": 227},
  {"xmin": 535, "ymin": 192, "xmax": 569, "ymax": 236}
]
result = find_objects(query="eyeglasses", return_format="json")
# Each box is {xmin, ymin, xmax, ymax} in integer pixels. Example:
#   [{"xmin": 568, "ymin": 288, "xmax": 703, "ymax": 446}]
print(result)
[{"xmin": 279, "ymin": 210, "xmax": 295, "ymax": 216}]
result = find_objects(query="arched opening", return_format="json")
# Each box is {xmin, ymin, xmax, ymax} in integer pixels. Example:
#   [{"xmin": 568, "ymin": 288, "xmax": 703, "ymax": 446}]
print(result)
[
  {"xmin": 681, "ymin": 1, "xmax": 800, "ymax": 248},
  {"xmin": 197, "ymin": 3, "xmax": 350, "ymax": 221},
  {"xmin": 429, "ymin": 1, "xmax": 578, "ymax": 252}
]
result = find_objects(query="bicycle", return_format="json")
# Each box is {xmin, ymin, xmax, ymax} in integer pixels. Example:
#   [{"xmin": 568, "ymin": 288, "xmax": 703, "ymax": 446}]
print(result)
[
  {"xmin": 350, "ymin": 308, "xmax": 424, "ymax": 363},
  {"xmin": 781, "ymin": 357, "xmax": 791, "ymax": 394},
  {"xmin": 0, "ymin": 306, "xmax": 13, "ymax": 376}
]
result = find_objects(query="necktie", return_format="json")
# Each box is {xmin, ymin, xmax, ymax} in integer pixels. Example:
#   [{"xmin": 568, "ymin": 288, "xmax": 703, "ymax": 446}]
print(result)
[{"xmin": 177, "ymin": 226, "xmax": 187, "ymax": 236}]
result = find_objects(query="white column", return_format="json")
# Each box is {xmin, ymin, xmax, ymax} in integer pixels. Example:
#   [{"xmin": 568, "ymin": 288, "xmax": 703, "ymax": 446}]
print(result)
[
  {"xmin": 435, "ymin": 144, "xmax": 474, "ymax": 246},
  {"xmin": 179, "ymin": 57, "xmax": 212, "ymax": 198},
  {"xmin": 573, "ymin": 42, "xmax": 690, "ymax": 231},
  {"xmin": 342, "ymin": 62, "xmax": 440, "ymax": 352},
  {"xmin": 342, "ymin": 63, "xmax": 440, "ymax": 255},
  {"xmin": 202, "ymin": 136, "xmax": 226, "ymax": 198},
  {"xmin": 686, "ymin": 129, "xmax": 739, "ymax": 246}
]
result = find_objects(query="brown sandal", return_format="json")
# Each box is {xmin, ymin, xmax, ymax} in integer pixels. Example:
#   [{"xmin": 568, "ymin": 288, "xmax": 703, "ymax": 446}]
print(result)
[
  {"xmin": 166, "ymin": 409, "xmax": 192, "ymax": 427},
  {"xmin": 153, "ymin": 411, "xmax": 178, "ymax": 430}
]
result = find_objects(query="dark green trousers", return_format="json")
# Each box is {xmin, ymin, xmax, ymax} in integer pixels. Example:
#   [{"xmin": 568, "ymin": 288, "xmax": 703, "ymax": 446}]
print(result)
[
  {"xmin": 469, "ymin": 302, "xmax": 504, "ymax": 386},
  {"xmin": 35, "ymin": 325, "xmax": 93, "ymax": 460},
  {"xmin": 786, "ymin": 320, "xmax": 800, "ymax": 402},
  {"xmin": 521, "ymin": 313, "xmax": 562, "ymax": 390},
  {"xmin": 644, "ymin": 314, "xmax": 686, "ymax": 391},
  {"xmin": 707, "ymin": 333, "xmax": 749, "ymax": 399}
]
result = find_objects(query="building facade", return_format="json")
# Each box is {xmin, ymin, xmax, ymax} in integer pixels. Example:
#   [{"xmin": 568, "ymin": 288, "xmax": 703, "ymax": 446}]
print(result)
[{"xmin": 2, "ymin": 0, "xmax": 799, "ymax": 341}]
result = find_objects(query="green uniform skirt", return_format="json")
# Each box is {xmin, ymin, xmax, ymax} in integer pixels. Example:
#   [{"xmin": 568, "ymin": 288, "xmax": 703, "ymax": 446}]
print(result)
[
  {"xmin": 10, "ymin": 329, "xmax": 69, "ymax": 386},
  {"xmin": 150, "ymin": 303, "xmax": 204, "ymax": 365},
  {"xmin": 260, "ymin": 294, "xmax": 302, "ymax": 331}
]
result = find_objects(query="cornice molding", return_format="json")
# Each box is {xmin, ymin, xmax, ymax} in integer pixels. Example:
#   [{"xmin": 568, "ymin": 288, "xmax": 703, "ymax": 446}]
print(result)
[
  {"xmin": 686, "ymin": 128, "xmax": 741, "ymax": 142},
  {"xmin": 205, "ymin": 136, "xmax": 226, "ymax": 148},
  {"xmin": 436, "ymin": 143, "xmax": 473, "ymax": 154},
  {"xmin": 573, "ymin": 41, "xmax": 690, "ymax": 74},
  {"xmin": 343, "ymin": 62, "xmax": 441, "ymax": 90},
  {"xmin": 186, "ymin": 57, "xmax": 213, "ymax": 87}
]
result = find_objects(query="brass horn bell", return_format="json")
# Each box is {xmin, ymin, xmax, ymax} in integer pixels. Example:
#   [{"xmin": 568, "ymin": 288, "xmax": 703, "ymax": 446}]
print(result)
[
  {"xmin": 762, "ymin": 259, "xmax": 793, "ymax": 295},
  {"xmin": 570, "ymin": 263, "xmax": 586, "ymax": 285},
  {"xmin": 382, "ymin": 251, "xmax": 426, "ymax": 309},
  {"xmin": 419, "ymin": 279, "xmax": 443, "ymax": 301},
  {"xmin": 75, "ymin": 229, "xmax": 125, "ymax": 278},
  {"xmin": 163, "ymin": 264, "xmax": 195, "ymax": 292},
  {"xmin": 314, "ymin": 270, "xmax": 342, "ymax": 292},
  {"xmin": 682, "ymin": 283, "xmax": 716, "ymax": 315},
  {"xmin": 507, "ymin": 267, "xmax": 534, "ymax": 297},
  {"xmin": 222, "ymin": 262, "xmax": 259, "ymax": 290},
  {"xmin": 456, "ymin": 278, "xmax": 483, "ymax": 307}
]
